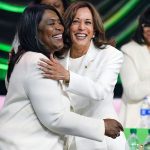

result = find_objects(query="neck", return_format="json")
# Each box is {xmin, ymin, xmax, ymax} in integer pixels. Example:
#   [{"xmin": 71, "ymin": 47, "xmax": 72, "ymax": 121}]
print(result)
[
  {"xmin": 145, "ymin": 41, "xmax": 150, "ymax": 51},
  {"xmin": 70, "ymin": 48, "xmax": 87, "ymax": 58},
  {"xmin": 70, "ymin": 44, "xmax": 90, "ymax": 58}
]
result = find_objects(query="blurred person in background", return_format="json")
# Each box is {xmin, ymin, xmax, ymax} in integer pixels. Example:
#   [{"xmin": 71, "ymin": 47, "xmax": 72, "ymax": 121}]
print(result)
[
  {"xmin": 38, "ymin": 1, "xmax": 127, "ymax": 150},
  {"xmin": 119, "ymin": 6, "xmax": 150, "ymax": 128},
  {"xmin": 0, "ymin": 4, "xmax": 123, "ymax": 150},
  {"xmin": 34, "ymin": 0, "xmax": 70, "ymax": 15}
]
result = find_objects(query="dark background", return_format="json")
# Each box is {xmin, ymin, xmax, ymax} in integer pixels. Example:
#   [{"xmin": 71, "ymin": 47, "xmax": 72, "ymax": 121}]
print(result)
[{"xmin": 0, "ymin": 0, "xmax": 149, "ymax": 97}]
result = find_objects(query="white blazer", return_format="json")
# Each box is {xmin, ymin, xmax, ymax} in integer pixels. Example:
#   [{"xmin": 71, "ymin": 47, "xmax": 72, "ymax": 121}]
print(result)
[
  {"xmin": 62, "ymin": 41, "xmax": 127, "ymax": 150},
  {"xmin": 0, "ymin": 52, "xmax": 105, "ymax": 150},
  {"xmin": 119, "ymin": 41, "xmax": 150, "ymax": 128}
]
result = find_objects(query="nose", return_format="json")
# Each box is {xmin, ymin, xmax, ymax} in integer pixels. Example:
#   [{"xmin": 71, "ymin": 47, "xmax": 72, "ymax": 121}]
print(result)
[
  {"xmin": 55, "ymin": 22, "xmax": 64, "ymax": 31},
  {"xmin": 78, "ymin": 21, "xmax": 85, "ymax": 30}
]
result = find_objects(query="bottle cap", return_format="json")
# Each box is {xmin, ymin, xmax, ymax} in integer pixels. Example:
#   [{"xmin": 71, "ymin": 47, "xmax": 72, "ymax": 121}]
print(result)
[{"xmin": 130, "ymin": 128, "xmax": 137, "ymax": 134}]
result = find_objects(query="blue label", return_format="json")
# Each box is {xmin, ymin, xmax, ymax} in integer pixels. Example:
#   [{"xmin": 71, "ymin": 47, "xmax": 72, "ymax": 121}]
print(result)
[{"xmin": 140, "ymin": 109, "xmax": 150, "ymax": 116}]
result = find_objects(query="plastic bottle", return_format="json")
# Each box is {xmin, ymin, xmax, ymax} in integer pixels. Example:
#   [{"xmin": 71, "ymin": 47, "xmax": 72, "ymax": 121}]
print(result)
[
  {"xmin": 140, "ymin": 96, "xmax": 150, "ymax": 128},
  {"xmin": 143, "ymin": 129, "xmax": 150, "ymax": 150},
  {"xmin": 127, "ymin": 128, "xmax": 140, "ymax": 150}
]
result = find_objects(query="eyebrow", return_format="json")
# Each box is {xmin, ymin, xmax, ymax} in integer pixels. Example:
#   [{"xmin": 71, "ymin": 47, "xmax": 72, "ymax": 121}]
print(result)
[
  {"xmin": 74, "ymin": 18, "xmax": 92, "ymax": 21},
  {"xmin": 47, "ymin": 18, "xmax": 60, "ymax": 21}
]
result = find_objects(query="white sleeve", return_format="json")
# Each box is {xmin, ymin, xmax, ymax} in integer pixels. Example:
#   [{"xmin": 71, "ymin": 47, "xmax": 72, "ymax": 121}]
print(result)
[
  {"xmin": 120, "ymin": 51, "xmax": 150, "ymax": 101},
  {"xmin": 24, "ymin": 54, "xmax": 105, "ymax": 142},
  {"xmin": 65, "ymin": 51, "xmax": 123, "ymax": 101}
]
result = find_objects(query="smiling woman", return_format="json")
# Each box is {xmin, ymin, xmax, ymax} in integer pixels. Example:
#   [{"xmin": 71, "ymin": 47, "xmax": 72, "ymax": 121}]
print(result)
[
  {"xmin": 0, "ymin": 4, "xmax": 123, "ymax": 150},
  {"xmin": 38, "ymin": 9, "xmax": 64, "ymax": 52},
  {"xmin": 38, "ymin": 1, "xmax": 127, "ymax": 150}
]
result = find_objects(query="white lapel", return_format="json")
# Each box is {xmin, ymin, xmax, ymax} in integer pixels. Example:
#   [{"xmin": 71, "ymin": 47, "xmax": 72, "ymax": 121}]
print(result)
[
  {"xmin": 77, "ymin": 40, "xmax": 98, "ymax": 74},
  {"xmin": 61, "ymin": 40, "xmax": 99, "ymax": 76}
]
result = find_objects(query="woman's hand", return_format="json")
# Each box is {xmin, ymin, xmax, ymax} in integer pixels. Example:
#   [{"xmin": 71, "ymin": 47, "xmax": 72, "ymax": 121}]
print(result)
[
  {"xmin": 104, "ymin": 119, "xmax": 123, "ymax": 139},
  {"xmin": 38, "ymin": 54, "xmax": 70, "ymax": 81}
]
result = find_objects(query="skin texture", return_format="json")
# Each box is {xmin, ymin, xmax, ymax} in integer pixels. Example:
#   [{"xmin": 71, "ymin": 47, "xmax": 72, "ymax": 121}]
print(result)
[
  {"xmin": 70, "ymin": 7, "xmax": 94, "ymax": 58},
  {"xmin": 143, "ymin": 26, "xmax": 150, "ymax": 49},
  {"xmin": 38, "ymin": 6, "xmax": 124, "ymax": 139},
  {"xmin": 41, "ymin": 0, "xmax": 65, "ymax": 15},
  {"xmin": 38, "ymin": 10, "xmax": 64, "ymax": 53}
]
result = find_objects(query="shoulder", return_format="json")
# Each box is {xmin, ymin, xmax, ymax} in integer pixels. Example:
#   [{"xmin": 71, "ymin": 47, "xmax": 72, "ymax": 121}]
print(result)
[
  {"xmin": 98, "ymin": 45, "xmax": 123, "ymax": 59},
  {"xmin": 21, "ymin": 52, "xmax": 48, "ymax": 65},
  {"xmin": 19, "ymin": 52, "xmax": 49, "ymax": 72},
  {"xmin": 120, "ymin": 41, "xmax": 140, "ymax": 55}
]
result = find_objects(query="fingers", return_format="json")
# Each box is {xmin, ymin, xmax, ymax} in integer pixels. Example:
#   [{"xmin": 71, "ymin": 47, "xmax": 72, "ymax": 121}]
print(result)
[
  {"xmin": 39, "ymin": 58, "xmax": 53, "ymax": 66},
  {"xmin": 112, "ymin": 132, "xmax": 120, "ymax": 139},
  {"xmin": 38, "ymin": 61, "xmax": 55, "ymax": 75},
  {"xmin": 39, "ymin": 66, "xmax": 53, "ymax": 75},
  {"xmin": 38, "ymin": 57, "xmax": 55, "ymax": 74},
  {"xmin": 41, "ymin": 73, "xmax": 65, "ymax": 80},
  {"xmin": 104, "ymin": 118, "xmax": 123, "ymax": 139},
  {"xmin": 38, "ymin": 55, "xmax": 67, "ymax": 80},
  {"xmin": 50, "ymin": 54, "xmax": 58, "ymax": 63}
]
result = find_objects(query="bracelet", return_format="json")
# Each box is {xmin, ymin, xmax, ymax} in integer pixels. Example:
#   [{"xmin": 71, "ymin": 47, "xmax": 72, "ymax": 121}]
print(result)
[{"xmin": 63, "ymin": 79, "xmax": 69, "ymax": 85}]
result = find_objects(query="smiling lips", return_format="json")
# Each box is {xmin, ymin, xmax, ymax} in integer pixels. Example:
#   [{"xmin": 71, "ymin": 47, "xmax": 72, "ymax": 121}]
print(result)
[
  {"xmin": 53, "ymin": 33, "xmax": 63, "ymax": 40},
  {"xmin": 75, "ymin": 33, "xmax": 87, "ymax": 40}
]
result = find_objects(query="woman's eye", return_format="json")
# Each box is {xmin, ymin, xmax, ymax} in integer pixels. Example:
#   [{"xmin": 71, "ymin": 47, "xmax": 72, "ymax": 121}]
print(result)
[
  {"xmin": 54, "ymin": 4, "xmax": 60, "ymax": 8},
  {"xmin": 85, "ymin": 21, "xmax": 92, "ymax": 25},
  {"xmin": 58, "ymin": 20, "xmax": 62, "ymax": 25},
  {"xmin": 47, "ymin": 21, "xmax": 54, "ymax": 25},
  {"xmin": 72, "ymin": 20, "xmax": 79, "ymax": 24}
]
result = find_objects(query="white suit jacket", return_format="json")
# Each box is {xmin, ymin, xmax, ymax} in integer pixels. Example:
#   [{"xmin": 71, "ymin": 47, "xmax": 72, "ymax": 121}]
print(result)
[
  {"xmin": 0, "ymin": 52, "xmax": 105, "ymax": 150},
  {"xmin": 61, "ymin": 41, "xmax": 127, "ymax": 150},
  {"xmin": 119, "ymin": 41, "xmax": 150, "ymax": 128}
]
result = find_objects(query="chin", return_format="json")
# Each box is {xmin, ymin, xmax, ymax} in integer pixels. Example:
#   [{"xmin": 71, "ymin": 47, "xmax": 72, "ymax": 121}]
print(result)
[{"xmin": 56, "ymin": 45, "xmax": 64, "ymax": 51}]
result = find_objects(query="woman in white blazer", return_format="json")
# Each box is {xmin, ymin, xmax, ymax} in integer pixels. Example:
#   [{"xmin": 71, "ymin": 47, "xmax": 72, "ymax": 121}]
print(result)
[
  {"xmin": 38, "ymin": 2, "xmax": 127, "ymax": 150},
  {"xmin": 0, "ymin": 4, "xmax": 123, "ymax": 150},
  {"xmin": 119, "ymin": 7, "xmax": 150, "ymax": 128}
]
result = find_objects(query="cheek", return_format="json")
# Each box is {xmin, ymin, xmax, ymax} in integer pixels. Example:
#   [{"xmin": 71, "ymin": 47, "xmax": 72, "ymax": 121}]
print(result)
[
  {"xmin": 70, "ymin": 27, "xmax": 75, "ymax": 39},
  {"xmin": 88, "ymin": 27, "xmax": 94, "ymax": 37},
  {"xmin": 143, "ymin": 32, "xmax": 150, "ymax": 40},
  {"xmin": 45, "ymin": 27, "xmax": 53, "ymax": 34}
]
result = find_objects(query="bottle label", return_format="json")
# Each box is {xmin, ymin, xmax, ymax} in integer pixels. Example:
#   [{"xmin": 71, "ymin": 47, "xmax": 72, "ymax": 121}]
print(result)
[{"xmin": 140, "ymin": 109, "xmax": 150, "ymax": 116}]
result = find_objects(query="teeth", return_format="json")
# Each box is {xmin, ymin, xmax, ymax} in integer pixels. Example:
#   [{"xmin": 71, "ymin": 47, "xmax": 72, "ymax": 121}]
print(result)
[
  {"xmin": 53, "ymin": 34, "xmax": 62, "ymax": 39},
  {"xmin": 76, "ymin": 33, "xmax": 86, "ymax": 37},
  {"xmin": 75, "ymin": 33, "xmax": 87, "ymax": 40}
]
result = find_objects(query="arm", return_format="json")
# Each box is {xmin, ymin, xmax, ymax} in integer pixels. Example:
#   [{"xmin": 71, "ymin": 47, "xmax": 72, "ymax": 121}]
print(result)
[
  {"xmin": 25, "ymin": 53, "xmax": 122, "ymax": 140},
  {"xmin": 120, "ymin": 52, "xmax": 150, "ymax": 101},
  {"xmin": 39, "ymin": 50, "xmax": 123, "ymax": 101},
  {"xmin": 67, "ymin": 52, "xmax": 122, "ymax": 101},
  {"xmin": 67, "ymin": 50, "xmax": 123, "ymax": 101}
]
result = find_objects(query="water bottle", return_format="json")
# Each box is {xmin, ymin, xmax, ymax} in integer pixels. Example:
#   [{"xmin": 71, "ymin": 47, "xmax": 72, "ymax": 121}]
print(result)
[
  {"xmin": 140, "ymin": 96, "xmax": 150, "ymax": 128},
  {"xmin": 127, "ymin": 128, "xmax": 140, "ymax": 150},
  {"xmin": 144, "ymin": 129, "xmax": 150, "ymax": 150}
]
